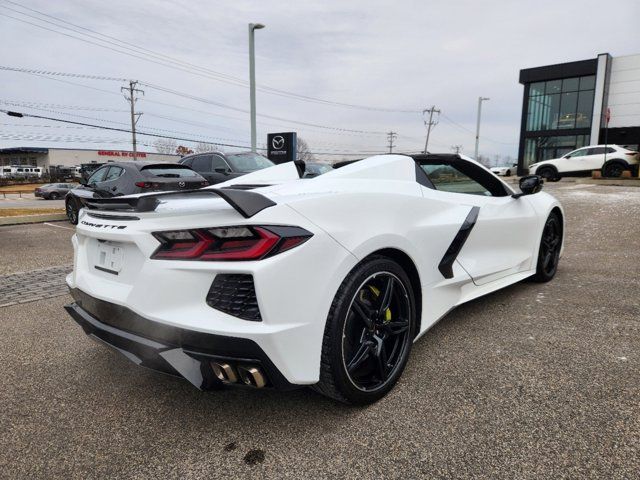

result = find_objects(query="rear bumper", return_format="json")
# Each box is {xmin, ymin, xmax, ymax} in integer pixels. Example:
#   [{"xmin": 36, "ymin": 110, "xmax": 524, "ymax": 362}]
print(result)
[{"xmin": 65, "ymin": 288, "xmax": 296, "ymax": 390}]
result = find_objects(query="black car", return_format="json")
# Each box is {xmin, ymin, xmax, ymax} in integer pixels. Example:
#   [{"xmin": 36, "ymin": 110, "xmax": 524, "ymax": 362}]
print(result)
[
  {"xmin": 179, "ymin": 151, "xmax": 274, "ymax": 185},
  {"xmin": 65, "ymin": 161, "xmax": 208, "ymax": 224}
]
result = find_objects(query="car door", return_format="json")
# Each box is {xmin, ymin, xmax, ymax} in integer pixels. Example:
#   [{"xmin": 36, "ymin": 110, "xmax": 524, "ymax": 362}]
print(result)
[
  {"xmin": 559, "ymin": 147, "xmax": 589, "ymax": 173},
  {"xmin": 190, "ymin": 155, "xmax": 215, "ymax": 184},
  {"xmin": 80, "ymin": 166, "xmax": 110, "ymax": 197},
  {"xmin": 584, "ymin": 147, "xmax": 608, "ymax": 171},
  {"xmin": 420, "ymin": 159, "xmax": 540, "ymax": 285}
]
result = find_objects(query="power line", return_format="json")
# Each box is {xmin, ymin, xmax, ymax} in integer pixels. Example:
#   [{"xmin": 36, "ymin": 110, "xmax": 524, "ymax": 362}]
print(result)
[
  {"xmin": 0, "ymin": 65, "xmax": 388, "ymax": 136},
  {"xmin": 1, "ymin": 1, "xmax": 420, "ymax": 113},
  {"xmin": 1, "ymin": 109, "xmax": 389, "ymax": 156}
]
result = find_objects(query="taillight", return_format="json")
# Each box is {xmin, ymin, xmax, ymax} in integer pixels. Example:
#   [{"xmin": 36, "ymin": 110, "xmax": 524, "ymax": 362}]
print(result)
[
  {"xmin": 135, "ymin": 181, "xmax": 161, "ymax": 189},
  {"xmin": 151, "ymin": 225, "xmax": 312, "ymax": 261},
  {"xmin": 625, "ymin": 152, "xmax": 638, "ymax": 156}
]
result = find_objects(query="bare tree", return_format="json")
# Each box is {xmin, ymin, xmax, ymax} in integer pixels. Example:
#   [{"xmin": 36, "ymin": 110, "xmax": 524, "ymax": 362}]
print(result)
[
  {"xmin": 153, "ymin": 138, "xmax": 177, "ymax": 154},
  {"xmin": 194, "ymin": 142, "xmax": 223, "ymax": 154},
  {"xmin": 296, "ymin": 137, "xmax": 316, "ymax": 162}
]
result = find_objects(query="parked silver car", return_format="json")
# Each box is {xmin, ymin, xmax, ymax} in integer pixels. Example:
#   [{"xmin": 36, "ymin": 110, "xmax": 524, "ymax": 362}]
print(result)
[{"xmin": 34, "ymin": 183, "xmax": 77, "ymax": 200}]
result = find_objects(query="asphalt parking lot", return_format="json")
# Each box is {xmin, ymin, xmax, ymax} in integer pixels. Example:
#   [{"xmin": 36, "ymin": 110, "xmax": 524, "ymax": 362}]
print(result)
[
  {"xmin": 1, "ymin": 182, "xmax": 639, "ymax": 479},
  {"xmin": 0, "ymin": 192, "xmax": 65, "ymax": 209}
]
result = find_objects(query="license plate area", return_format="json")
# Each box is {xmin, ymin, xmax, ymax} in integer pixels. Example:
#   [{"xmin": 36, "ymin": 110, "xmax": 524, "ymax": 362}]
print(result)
[{"xmin": 95, "ymin": 241, "xmax": 124, "ymax": 275}]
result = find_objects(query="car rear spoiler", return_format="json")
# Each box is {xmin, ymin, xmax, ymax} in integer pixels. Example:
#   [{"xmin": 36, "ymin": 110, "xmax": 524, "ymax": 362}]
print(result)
[{"xmin": 78, "ymin": 188, "xmax": 277, "ymax": 218}]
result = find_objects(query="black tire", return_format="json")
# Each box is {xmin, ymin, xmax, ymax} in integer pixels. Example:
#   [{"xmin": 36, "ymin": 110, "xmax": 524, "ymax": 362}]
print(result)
[
  {"xmin": 49, "ymin": 192, "xmax": 60, "ymax": 200},
  {"xmin": 313, "ymin": 256, "xmax": 416, "ymax": 405},
  {"xmin": 602, "ymin": 161, "xmax": 626, "ymax": 178},
  {"xmin": 505, "ymin": 169, "xmax": 512, "ymax": 177},
  {"xmin": 531, "ymin": 212, "xmax": 562, "ymax": 282},
  {"xmin": 537, "ymin": 166, "xmax": 560, "ymax": 182},
  {"xmin": 66, "ymin": 197, "xmax": 79, "ymax": 225}
]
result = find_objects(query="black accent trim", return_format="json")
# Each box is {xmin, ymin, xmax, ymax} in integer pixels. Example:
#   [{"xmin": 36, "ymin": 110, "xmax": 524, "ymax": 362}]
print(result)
[
  {"xmin": 438, "ymin": 206, "xmax": 480, "ymax": 279},
  {"xmin": 414, "ymin": 161, "xmax": 435, "ymax": 189},
  {"xmin": 87, "ymin": 212, "xmax": 140, "ymax": 221},
  {"xmin": 94, "ymin": 265, "xmax": 119, "ymax": 275},
  {"xmin": 65, "ymin": 288, "xmax": 296, "ymax": 390},
  {"xmin": 293, "ymin": 160, "xmax": 306, "ymax": 178},
  {"xmin": 79, "ymin": 188, "xmax": 277, "ymax": 219},
  {"xmin": 519, "ymin": 58, "xmax": 597, "ymax": 84}
]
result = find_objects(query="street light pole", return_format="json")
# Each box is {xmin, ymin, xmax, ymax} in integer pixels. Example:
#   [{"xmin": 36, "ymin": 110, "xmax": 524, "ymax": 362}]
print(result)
[
  {"xmin": 249, "ymin": 23, "xmax": 265, "ymax": 152},
  {"xmin": 474, "ymin": 96, "xmax": 490, "ymax": 160}
]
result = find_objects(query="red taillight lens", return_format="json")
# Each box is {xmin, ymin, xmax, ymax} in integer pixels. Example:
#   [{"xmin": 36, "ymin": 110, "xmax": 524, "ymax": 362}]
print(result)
[
  {"xmin": 135, "ymin": 181, "xmax": 161, "ymax": 189},
  {"xmin": 151, "ymin": 225, "xmax": 312, "ymax": 261},
  {"xmin": 625, "ymin": 152, "xmax": 638, "ymax": 156}
]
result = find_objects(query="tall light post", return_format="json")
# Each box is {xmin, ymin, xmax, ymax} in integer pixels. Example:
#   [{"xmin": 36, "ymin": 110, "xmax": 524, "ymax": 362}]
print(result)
[
  {"xmin": 249, "ymin": 22, "xmax": 265, "ymax": 152},
  {"xmin": 474, "ymin": 96, "xmax": 490, "ymax": 160}
]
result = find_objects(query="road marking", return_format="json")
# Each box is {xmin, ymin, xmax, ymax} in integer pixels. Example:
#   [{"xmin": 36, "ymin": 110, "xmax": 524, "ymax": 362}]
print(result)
[{"xmin": 44, "ymin": 222, "xmax": 74, "ymax": 231}]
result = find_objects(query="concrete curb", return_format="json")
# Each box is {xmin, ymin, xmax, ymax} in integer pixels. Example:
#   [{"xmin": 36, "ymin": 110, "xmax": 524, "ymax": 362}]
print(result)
[
  {"xmin": 0, "ymin": 213, "xmax": 68, "ymax": 226},
  {"xmin": 576, "ymin": 178, "xmax": 640, "ymax": 187}
]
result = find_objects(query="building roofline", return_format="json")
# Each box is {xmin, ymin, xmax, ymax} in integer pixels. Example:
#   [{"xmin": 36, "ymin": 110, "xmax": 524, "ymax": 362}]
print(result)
[{"xmin": 519, "ymin": 58, "xmax": 598, "ymax": 84}]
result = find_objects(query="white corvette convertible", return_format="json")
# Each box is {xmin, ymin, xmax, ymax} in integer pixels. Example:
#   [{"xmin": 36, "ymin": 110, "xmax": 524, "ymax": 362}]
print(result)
[{"xmin": 65, "ymin": 154, "xmax": 564, "ymax": 404}]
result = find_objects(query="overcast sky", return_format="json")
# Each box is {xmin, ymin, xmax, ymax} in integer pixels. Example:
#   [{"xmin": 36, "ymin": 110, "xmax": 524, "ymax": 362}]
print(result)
[{"xmin": 1, "ymin": 0, "xmax": 638, "ymax": 161}]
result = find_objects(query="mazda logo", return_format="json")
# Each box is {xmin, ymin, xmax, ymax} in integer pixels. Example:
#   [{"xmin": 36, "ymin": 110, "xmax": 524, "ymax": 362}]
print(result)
[
  {"xmin": 178, "ymin": 181, "xmax": 186, "ymax": 188},
  {"xmin": 272, "ymin": 135, "xmax": 285, "ymax": 150}
]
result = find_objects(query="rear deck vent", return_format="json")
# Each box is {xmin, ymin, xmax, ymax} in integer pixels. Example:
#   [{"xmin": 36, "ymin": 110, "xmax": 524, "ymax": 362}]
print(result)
[{"xmin": 206, "ymin": 274, "xmax": 261, "ymax": 321}]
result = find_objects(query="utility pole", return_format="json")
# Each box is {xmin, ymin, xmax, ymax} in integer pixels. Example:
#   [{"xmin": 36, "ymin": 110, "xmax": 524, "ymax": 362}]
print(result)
[
  {"xmin": 386, "ymin": 131, "xmax": 397, "ymax": 153},
  {"xmin": 474, "ymin": 96, "xmax": 490, "ymax": 160},
  {"xmin": 451, "ymin": 144, "xmax": 463, "ymax": 154},
  {"xmin": 249, "ymin": 23, "xmax": 265, "ymax": 152},
  {"xmin": 422, "ymin": 106, "xmax": 440, "ymax": 153},
  {"xmin": 121, "ymin": 80, "xmax": 144, "ymax": 158}
]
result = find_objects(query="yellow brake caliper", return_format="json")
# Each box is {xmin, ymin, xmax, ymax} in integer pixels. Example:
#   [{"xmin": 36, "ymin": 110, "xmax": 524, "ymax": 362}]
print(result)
[{"xmin": 367, "ymin": 285, "xmax": 392, "ymax": 323}]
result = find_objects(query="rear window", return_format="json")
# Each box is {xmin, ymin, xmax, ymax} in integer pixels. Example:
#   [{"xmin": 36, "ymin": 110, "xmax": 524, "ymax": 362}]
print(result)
[{"xmin": 141, "ymin": 165, "xmax": 200, "ymax": 178}]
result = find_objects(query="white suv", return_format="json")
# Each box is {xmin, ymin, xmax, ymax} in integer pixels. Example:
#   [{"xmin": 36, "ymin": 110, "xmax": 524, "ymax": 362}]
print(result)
[{"xmin": 528, "ymin": 145, "xmax": 639, "ymax": 181}]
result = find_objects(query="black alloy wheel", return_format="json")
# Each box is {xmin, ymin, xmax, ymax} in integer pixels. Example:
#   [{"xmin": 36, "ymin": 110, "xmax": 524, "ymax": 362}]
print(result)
[
  {"xmin": 49, "ymin": 192, "xmax": 60, "ymax": 200},
  {"xmin": 603, "ymin": 162, "xmax": 625, "ymax": 178},
  {"xmin": 532, "ymin": 212, "xmax": 562, "ymax": 282},
  {"xmin": 505, "ymin": 169, "xmax": 512, "ymax": 177},
  {"xmin": 537, "ymin": 167, "xmax": 559, "ymax": 182},
  {"xmin": 66, "ymin": 198, "xmax": 79, "ymax": 225},
  {"xmin": 314, "ymin": 256, "xmax": 415, "ymax": 404}
]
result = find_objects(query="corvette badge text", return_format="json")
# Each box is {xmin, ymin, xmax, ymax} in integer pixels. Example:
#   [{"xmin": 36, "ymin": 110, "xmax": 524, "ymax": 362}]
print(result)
[{"xmin": 81, "ymin": 221, "xmax": 127, "ymax": 230}]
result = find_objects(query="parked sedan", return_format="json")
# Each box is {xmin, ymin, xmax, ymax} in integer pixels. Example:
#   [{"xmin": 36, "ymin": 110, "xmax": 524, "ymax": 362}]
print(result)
[
  {"xmin": 65, "ymin": 161, "xmax": 208, "ymax": 224},
  {"xmin": 35, "ymin": 183, "xmax": 76, "ymax": 200},
  {"xmin": 179, "ymin": 151, "xmax": 274, "ymax": 185},
  {"xmin": 528, "ymin": 145, "xmax": 639, "ymax": 181}
]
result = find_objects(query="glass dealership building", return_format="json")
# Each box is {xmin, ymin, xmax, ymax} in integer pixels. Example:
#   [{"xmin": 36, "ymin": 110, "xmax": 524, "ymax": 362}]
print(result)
[{"xmin": 517, "ymin": 53, "xmax": 640, "ymax": 174}]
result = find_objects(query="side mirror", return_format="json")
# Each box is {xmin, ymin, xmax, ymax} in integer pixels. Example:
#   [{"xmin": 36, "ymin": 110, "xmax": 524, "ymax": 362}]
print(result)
[
  {"xmin": 512, "ymin": 175, "xmax": 543, "ymax": 198},
  {"xmin": 214, "ymin": 167, "xmax": 230, "ymax": 175}
]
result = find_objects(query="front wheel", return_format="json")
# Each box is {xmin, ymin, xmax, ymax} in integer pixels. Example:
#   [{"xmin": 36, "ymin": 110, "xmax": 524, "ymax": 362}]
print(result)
[
  {"xmin": 537, "ymin": 167, "xmax": 560, "ymax": 182},
  {"xmin": 66, "ymin": 197, "xmax": 79, "ymax": 225},
  {"xmin": 49, "ymin": 192, "xmax": 60, "ymax": 200},
  {"xmin": 313, "ymin": 256, "xmax": 416, "ymax": 404},
  {"xmin": 532, "ymin": 212, "xmax": 562, "ymax": 282}
]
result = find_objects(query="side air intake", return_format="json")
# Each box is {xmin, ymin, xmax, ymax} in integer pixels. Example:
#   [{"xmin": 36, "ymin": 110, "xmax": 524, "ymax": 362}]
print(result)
[{"xmin": 206, "ymin": 274, "xmax": 262, "ymax": 321}]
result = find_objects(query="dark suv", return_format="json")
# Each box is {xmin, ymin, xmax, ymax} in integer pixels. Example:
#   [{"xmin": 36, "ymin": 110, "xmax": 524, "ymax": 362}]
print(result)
[
  {"xmin": 179, "ymin": 151, "xmax": 273, "ymax": 185},
  {"xmin": 65, "ymin": 161, "xmax": 208, "ymax": 224}
]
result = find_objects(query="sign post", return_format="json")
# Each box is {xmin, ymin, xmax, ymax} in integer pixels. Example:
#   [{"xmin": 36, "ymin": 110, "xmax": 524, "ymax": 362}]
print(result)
[
  {"xmin": 267, "ymin": 132, "xmax": 297, "ymax": 164},
  {"xmin": 604, "ymin": 107, "xmax": 610, "ymax": 168}
]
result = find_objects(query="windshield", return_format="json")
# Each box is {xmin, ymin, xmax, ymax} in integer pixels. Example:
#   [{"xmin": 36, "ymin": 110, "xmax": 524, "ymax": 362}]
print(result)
[
  {"xmin": 142, "ymin": 166, "xmax": 200, "ymax": 178},
  {"xmin": 226, "ymin": 152, "xmax": 273, "ymax": 172}
]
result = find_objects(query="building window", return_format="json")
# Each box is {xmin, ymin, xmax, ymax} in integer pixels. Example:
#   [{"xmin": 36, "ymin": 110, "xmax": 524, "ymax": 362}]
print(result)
[
  {"xmin": 524, "ymin": 134, "xmax": 590, "ymax": 167},
  {"xmin": 525, "ymin": 75, "xmax": 595, "ymax": 132}
]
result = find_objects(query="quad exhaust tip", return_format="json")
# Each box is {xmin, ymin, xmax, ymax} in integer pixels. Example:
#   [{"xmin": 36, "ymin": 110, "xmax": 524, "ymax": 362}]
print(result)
[
  {"xmin": 237, "ymin": 365, "xmax": 267, "ymax": 388},
  {"xmin": 210, "ymin": 362, "xmax": 266, "ymax": 388},
  {"xmin": 210, "ymin": 362, "xmax": 238, "ymax": 383}
]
